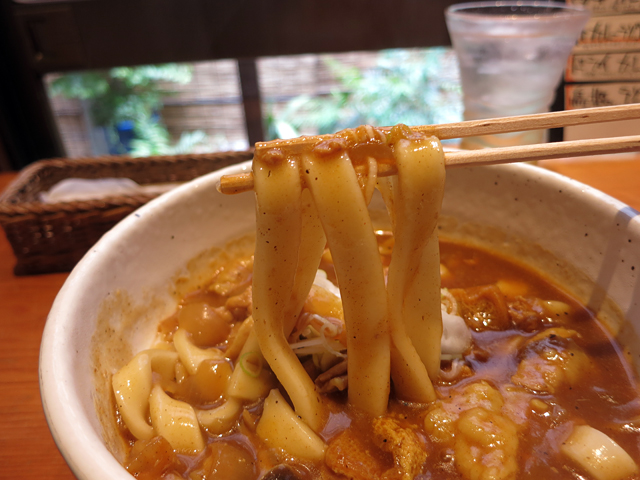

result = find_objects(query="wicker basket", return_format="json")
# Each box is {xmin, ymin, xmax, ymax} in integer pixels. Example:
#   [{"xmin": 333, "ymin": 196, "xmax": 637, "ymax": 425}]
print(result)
[{"xmin": 0, "ymin": 151, "xmax": 253, "ymax": 275}]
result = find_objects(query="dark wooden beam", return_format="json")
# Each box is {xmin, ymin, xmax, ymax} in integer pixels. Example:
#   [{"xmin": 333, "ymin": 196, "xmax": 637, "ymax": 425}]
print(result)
[
  {"xmin": 238, "ymin": 58, "xmax": 265, "ymax": 145},
  {"xmin": 0, "ymin": 1, "xmax": 64, "ymax": 169},
  {"xmin": 12, "ymin": 0, "xmax": 458, "ymax": 74}
]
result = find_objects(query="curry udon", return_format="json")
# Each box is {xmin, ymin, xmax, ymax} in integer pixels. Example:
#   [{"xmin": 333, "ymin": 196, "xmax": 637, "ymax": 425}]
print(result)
[{"xmin": 110, "ymin": 126, "xmax": 640, "ymax": 480}]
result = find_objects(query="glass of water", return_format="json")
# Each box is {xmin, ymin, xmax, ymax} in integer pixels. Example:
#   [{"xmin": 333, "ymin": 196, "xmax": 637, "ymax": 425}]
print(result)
[{"xmin": 445, "ymin": 1, "xmax": 590, "ymax": 149}]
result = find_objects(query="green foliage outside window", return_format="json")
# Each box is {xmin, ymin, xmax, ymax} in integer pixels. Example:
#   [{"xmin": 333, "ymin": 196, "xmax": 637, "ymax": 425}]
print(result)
[
  {"xmin": 48, "ymin": 64, "xmax": 207, "ymax": 156},
  {"xmin": 49, "ymin": 49, "xmax": 461, "ymax": 156},
  {"xmin": 267, "ymin": 48, "xmax": 462, "ymax": 141}
]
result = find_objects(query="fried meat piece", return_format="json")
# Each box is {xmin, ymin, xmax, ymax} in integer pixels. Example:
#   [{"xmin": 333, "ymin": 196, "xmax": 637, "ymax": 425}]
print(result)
[
  {"xmin": 325, "ymin": 430, "xmax": 387, "ymax": 480},
  {"xmin": 372, "ymin": 417, "xmax": 427, "ymax": 480},
  {"xmin": 450, "ymin": 285, "xmax": 510, "ymax": 332}
]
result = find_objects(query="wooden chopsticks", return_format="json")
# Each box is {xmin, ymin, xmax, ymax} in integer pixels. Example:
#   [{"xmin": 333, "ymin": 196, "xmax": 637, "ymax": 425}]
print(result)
[
  {"xmin": 414, "ymin": 103, "xmax": 640, "ymax": 140},
  {"xmin": 218, "ymin": 104, "xmax": 640, "ymax": 195},
  {"xmin": 446, "ymin": 135, "xmax": 640, "ymax": 167}
]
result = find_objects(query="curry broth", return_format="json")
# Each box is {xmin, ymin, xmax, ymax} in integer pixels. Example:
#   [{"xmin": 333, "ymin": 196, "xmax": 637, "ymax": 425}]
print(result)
[
  {"xmin": 117, "ymin": 237, "xmax": 640, "ymax": 480},
  {"xmin": 437, "ymin": 240, "xmax": 640, "ymax": 479}
]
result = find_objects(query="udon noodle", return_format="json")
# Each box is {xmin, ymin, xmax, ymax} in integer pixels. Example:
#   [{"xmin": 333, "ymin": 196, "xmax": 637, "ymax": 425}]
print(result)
[
  {"xmin": 110, "ymin": 125, "xmax": 640, "ymax": 480},
  {"xmin": 252, "ymin": 124, "xmax": 444, "ymax": 425}
]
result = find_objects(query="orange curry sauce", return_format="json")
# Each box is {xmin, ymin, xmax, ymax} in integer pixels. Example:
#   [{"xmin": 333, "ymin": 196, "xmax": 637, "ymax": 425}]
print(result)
[{"xmin": 119, "ymin": 237, "xmax": 640, "ymax": 480}]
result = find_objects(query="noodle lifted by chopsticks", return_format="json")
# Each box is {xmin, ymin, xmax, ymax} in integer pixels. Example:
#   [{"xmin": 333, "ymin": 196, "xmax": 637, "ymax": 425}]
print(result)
[{"xmin": 252, "ymin": 124, "xmax": 445, "ymax": 429}]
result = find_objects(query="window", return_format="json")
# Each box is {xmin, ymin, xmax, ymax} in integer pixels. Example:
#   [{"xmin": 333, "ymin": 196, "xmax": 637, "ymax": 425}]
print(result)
[{"xmin": 45, "ymin": 48, "xmax": 462, "ymax": 158}]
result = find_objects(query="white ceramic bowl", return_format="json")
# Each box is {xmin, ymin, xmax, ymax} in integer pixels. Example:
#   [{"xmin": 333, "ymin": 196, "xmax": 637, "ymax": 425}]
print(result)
[{"xmin": 40, "ymin": 161, "xmax": 640, "ymax": 480}]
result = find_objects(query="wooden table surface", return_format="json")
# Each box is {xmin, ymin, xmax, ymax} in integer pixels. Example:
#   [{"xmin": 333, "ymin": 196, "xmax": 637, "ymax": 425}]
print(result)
[{"xmin": 1, "ymin": 156, "xmax": 639, "ymax": 479}]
